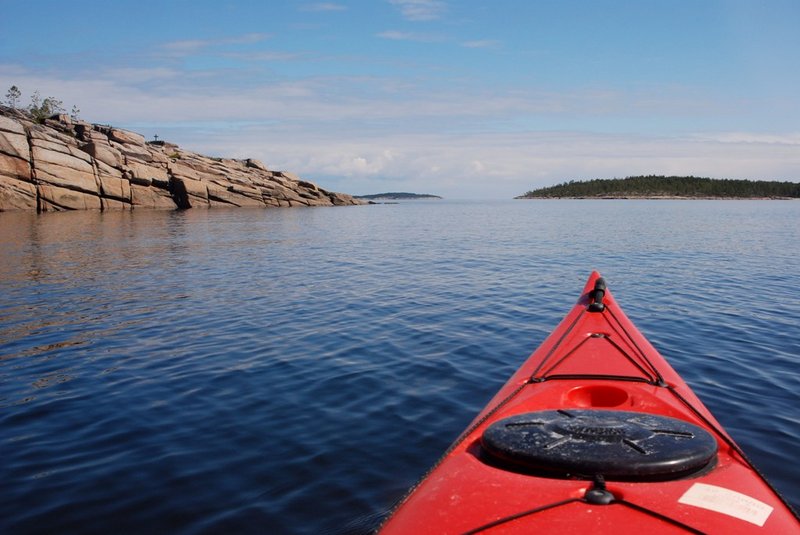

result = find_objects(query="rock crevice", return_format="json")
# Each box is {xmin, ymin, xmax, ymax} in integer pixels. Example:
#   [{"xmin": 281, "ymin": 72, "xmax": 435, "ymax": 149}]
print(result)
[{"xmin": 0, "ymin": 107, "xmax": 363, "ymax": 212}]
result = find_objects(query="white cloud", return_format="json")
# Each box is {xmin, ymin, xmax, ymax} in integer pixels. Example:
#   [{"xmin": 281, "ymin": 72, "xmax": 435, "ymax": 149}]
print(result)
[
  {"xmin": 301, "ymin": 2, "xmax": 347, "ymax": 11},
  {"xmin": 388, "ymin": 0, "xmax": 447, "ymax": 21},
  {"xmin": 3, "ymin": 61, "xmax": 797, "ymax": 199},
  {"xmin": 160, "ymin": 33, "xmax": 271, "ymax": 56},
  {"xmin": 230, "ymin": 33, "xmax": 271, "ymax": 45},
  {"xmin": 470, "ymin": 160, "xmax": 486, "ymax": 173},
  {"xmin": 161, "ymin": 39, "xmax": 209, "ymax": 54},
  {"xmin": 183, "ymin": 128, "xmax": 800, "ymax": 198},
  {"xmin": 220, "ymin": 51, "xmax": 307, "ymax": 62},
  {"xmin": 376, "ymin": 30, "xmax": 444, "ymax": 42},
  {"xmin": 690, "ymin": 132, "xmax": 800, "ymax": 145},
  {"xmin": 461, "ymin": 39, "xmax": 501, "ymax": 49},
  {"xmin": 323, "ymin": 150, "xmax": 396, "ymax": 176},
  {"xmin": 103, "ymin": 67, "xmax": 183, "ymax": 83}
]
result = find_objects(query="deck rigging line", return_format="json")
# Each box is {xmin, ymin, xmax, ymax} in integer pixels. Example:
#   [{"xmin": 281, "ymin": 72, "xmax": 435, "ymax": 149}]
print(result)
[{"xmin": 461, "ymin": 496, "xmax": 706, "ymax": 534}]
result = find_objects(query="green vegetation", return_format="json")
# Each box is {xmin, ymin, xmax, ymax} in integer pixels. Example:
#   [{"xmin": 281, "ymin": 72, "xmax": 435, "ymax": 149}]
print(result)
[
  {"xmin": 27, "ymin": 91, "xmax": 64, "ymax": 123},
  {"xmin": 518, "ymin": 176, "xmax": 800, "ymax": 199},
  {"xmin": 355, "ymin": 192, "xmax": 442, "ymax": 200},
  {"xmin": 5, "ymin": 85, "xmax": 21, "ymax": 108},
  {"xmin": 4, "ymin": 85, "xmax": 78, "ymax": 123}
]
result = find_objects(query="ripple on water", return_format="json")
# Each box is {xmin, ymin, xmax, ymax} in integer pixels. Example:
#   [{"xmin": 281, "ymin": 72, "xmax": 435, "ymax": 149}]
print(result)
[{"xmin": 0, "ymin": 201, "xmax": 798, "ymax": 533}]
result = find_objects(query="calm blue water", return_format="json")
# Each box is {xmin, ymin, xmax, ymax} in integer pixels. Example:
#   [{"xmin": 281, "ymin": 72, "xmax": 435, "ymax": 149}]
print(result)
[{"xmin": 0, "ymin": 200, "xmax": 798, "ymax": 533}]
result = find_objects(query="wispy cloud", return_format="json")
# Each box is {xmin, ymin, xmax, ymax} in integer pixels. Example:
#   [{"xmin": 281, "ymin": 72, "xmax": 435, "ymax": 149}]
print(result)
[
  {"xmin": 388, "ymin": 0, "xmax": 447, "ymax": 21},
  {"xmin": 3, "ymin": 2, "xmax": 798, "ymax": 200},
  {"xmin": 161, "ymin": 33, "xmax": 271, "ymax": 56},
  {"xmin": 225, "ymin": 33, "xmax": 271, "ymax": 45},
  {"xmin": 301, "ymin": 3, "xmax": 347, "ymax": 12},
  {"xmin": 103, "ymin": 67, "xmax": 183, "ymax": 83},
  {"xmin": 461, "ymin": 39, "xmax": 500, "ymax": 49},
  {"xmin": 4, "ymin": 41, "xmax": 797, "ymax": 199},
  {"xmin": 690, "ymin": 132, "xmax": 800, "ymax": 145},
  {"xmin": 162, "ymin": 39, "xmax": 208, "ymax": 54},
  {"xmin": 195, "ymin": 129, "xmax": 800, "ymax": 198},
  {"xmin": 220, "ymin": 51, "xmax": 308, "ymax": 62},
  {"xmin": 376, "ymin": 30, "xmax": 444, "ymax": 42}
]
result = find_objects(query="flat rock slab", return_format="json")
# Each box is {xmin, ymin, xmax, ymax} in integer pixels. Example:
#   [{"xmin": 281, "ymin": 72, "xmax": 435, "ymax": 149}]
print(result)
[{"xmin": 0, "ymin": 107, "xmax": 365, "ymax": 212}]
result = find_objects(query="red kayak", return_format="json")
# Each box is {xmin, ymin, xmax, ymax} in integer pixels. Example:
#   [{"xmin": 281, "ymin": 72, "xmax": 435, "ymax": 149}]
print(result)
[{"xmin": 379, "ymin": 272, "xmax": 799, "ymax": 533}]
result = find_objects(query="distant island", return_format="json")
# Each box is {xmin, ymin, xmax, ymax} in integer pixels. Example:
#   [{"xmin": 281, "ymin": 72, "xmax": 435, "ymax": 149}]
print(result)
[
  {"xmin": 516, "ymin": 176, "xmax": 800, "ymax": 199},
  {"xmin": 356, "ymin": 192, "xmax": 442, "ymax": 200}
]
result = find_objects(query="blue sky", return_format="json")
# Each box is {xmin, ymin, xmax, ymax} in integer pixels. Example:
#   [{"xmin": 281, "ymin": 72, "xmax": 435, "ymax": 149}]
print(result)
[{"xmin": 1, "ymin": 0, "xmax": 798, "ymax": 198}]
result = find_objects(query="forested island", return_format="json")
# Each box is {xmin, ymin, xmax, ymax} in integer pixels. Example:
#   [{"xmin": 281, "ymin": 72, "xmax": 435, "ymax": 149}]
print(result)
[
  {"xmin": 517, "ymin": 176, "xmax": 800, "ymax": 199},
  {"xmin": 356, "ymin": 192, "xmax": 442, "ymax": 200}
]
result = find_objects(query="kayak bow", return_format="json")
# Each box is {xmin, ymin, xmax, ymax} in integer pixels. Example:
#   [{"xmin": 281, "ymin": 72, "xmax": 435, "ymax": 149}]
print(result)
[{"xmin": 379, "ymin": 272, "xmax": 798, "ymax": 534}]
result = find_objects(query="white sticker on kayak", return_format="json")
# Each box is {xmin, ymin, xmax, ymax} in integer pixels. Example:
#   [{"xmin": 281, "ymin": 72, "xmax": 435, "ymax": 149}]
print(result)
[{"xmin": 678, "ymin": 483, "xmax": 773, "ymax": 527}]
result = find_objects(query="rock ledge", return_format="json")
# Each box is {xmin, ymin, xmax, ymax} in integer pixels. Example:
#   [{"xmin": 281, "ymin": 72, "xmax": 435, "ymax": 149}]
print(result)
[{"xmin": 0, "ymin": 106, "xmax": 363, "ymax": 212}]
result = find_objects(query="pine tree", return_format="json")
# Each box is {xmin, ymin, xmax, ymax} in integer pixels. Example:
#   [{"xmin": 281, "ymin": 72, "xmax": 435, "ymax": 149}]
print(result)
[
  {"xmin": 28, "ymin": 91, "xmax": 64, "ymax": 123},
  {"xmin": 5, "ymin": 85, "xmax": 21, "ymax": 108}
]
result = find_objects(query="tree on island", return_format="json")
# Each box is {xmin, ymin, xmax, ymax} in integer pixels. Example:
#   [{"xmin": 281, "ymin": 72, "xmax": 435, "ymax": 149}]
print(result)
[
  {"xmin": 4, "ymin": 85, "xmax": 76, "ymax": 123},
  {"xmin": 28, "ymin": 91, "xmax": 65, "ymax": 123},
  {"xmin": 518, "ymin": 175, "xmax": 800, "ymax": 199},
  {"xmin": 5, "ymin": 85, "xmax": 21, "ymax": 108}
]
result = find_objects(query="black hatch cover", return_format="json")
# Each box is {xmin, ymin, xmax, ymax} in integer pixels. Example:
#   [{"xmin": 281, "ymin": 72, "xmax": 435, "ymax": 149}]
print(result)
[{"xmin": 481, "ymin": 409, "xmax": 718, "ymax": 480}]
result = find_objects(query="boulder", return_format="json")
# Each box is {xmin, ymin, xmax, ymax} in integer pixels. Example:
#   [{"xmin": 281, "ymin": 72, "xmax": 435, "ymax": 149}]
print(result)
[
  {"xmin": 130, "ymin": 183, "xmax": 177, "ymax": 209},
  {"xmin": 81, "ymin": 141, "xmax": 123, "ymax": 168},
  {"xmin": 245, "ymin": 158, "xmax": 269, "ymax": 171},
  {"xmin": 171, "ymin": 176, "xmax": 209, "ymax": 208},
  {"xmin": 258, "ymin": 182, "xmax": 294, "ymax": 202},
  {"xmin": 0, "ymin": 111, "xmax": 35, "ymax": 211},
  {"xmin": 0, "ymin": 152, "xmax": 32, "ymax": 182},
  {"xmin": 266, "ymin": 174, "xmax": 290, "ymax": 187},
  {"xmin": 96, "ymin": 159, "xmax": 123, "ymax": 179},
  {"xmin": 32, "ymin": 137, "xmax": 93, "ymax": 164},
  {"xmin": 31, "ymin": 143, "xmax": 99, "ymax": 196},
  {"xmin": 97, "ymin": 174, "xmax": 132, "ymax": 203},
  {"xmin": 73, "ymin": 120, "xmax": 94, "ymax": 139},
  {"xmin": 0, "ymin": 176, "xmax": 38, "ymax": 210},
  {"xmin": 81, "ymin": 129, "xmax": 110, "ymax": 143},
  {"xmin": 101, "ymin": 197, "xmax": 132, "ymax": 211},
  {"xmin": 0, "ymin": 115, "xmax": 27, "ymax": 136},
  {"xmin": 276, "ymin": 171, "xmax": 301, "ymax": 182},
  {"xmin": 126, "ymin": 161, "xmax": 169, "ymax": 185},
  {"xmin": 28, "ymin": 124, "xmax": 76, "ymax": 146},
  {"xmin": 176, "ymin": 156, "xmax": 232, "ymax": 182},
  {"xmin": 38, "ymin": 183, "xmax": 101, "ymax": 211},
  {"xmin": 108, "ymin": 128, "xmax": 145, "ymax": 146},
  {"xmin": 51, "ymin": 113, "xmax": 72, "ymax": 125},
  {"xmin": 206, "ymin": 182, "xmax": 266, "ymax": 207},
  {"xmin": 168, "ymin": 161, "xmax": 204, "ymax": 181},
  {"xmin": 306, "ymin": 196, "xmax": 334, "ymax": 207},
  {"xmin": 227, "ymin": 183, "xmax": 264, "ymax": 202},
  {"xmin": 297, "ymin": 180, "xmax": 319, "ymax": 191},
  {"xmin": 330, "ymin": 192, "xmax": 361, "ymax": 206},
  {"xmin": 281, "ymin": 189, "xmax": 310, "ymax": 205},
  {"xmin": 149, "ymin": 150, "xmax": 169, "ymax": 164},
  {"xmin": 116, "ymin": 142, "xmax": 154, "ymax": 163}
]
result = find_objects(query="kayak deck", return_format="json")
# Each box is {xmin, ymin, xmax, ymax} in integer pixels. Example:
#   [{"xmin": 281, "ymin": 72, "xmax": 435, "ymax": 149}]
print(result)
[{"xmin": 379, "ymin": 272, "xmax": 798, "ymax": 533}]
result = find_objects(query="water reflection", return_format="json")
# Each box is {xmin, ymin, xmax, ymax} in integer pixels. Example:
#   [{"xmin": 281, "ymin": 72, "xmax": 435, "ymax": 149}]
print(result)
[{"xmin": 0, "ymin": 201, "xmax": 798, "ymax": 533}]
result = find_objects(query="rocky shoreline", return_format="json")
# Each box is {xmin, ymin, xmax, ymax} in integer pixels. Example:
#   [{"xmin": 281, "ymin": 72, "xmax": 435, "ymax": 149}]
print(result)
[{"xmin": 0, "ymin": 106, "xmax": 363, "ymax": 212}]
